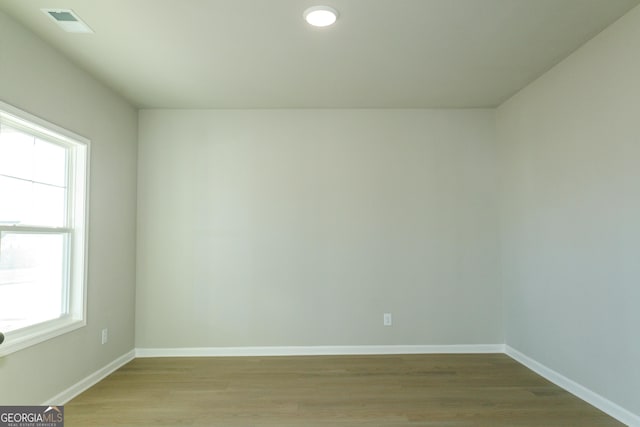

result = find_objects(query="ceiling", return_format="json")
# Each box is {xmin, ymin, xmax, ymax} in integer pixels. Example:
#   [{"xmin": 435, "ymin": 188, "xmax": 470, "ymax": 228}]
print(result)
[{"xmin": 1, "ymin": 0, "xmax": 638, "ymax": 109}]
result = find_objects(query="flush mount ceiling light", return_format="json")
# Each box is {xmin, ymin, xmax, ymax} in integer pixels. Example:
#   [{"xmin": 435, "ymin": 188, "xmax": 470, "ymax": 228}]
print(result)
[{"xmin": 303, "ymin": 6, "xmax": 339, "ymax": 27}]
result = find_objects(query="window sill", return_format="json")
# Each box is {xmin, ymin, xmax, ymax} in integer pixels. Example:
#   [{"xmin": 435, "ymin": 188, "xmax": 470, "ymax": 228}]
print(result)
[{"xmin": 0, "ymin": 316, "xmax": 85, "ymax": 357}]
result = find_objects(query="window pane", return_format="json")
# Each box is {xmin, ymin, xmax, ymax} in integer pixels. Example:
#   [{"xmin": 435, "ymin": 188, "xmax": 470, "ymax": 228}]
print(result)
[
  {"xmin": 0, "ymin": 125, "xmax": 34, "ymax": 181},
  {"xmin": 0, "ymin": 176, "xmax": 65, "ymax": 227},
  {"xmin": 34, "ymin": 138, "xmax": 67, "ymax": 187},
  {"xmin": 0, "ymin": 233, "xmax": 67, "ymax": 332},
  {"xmin": 0, "ymin": 175, "xmax": 30, "ymax": 225},
  {"xmin": 31, "ymin": 183, "xmax": 66, "ymax": 227},
  {"xmin": 0, "ymin": 124, "xmax": 67, "ymax": 185}
]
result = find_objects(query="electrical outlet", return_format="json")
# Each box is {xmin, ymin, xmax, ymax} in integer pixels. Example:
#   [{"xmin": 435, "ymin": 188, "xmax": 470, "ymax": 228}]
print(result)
[
  {"xmin": 383, "ymin": 313, "xmax": 392, "ymax": 326},
  {"xmin": 101, "ymin": 328, "xmax": 108, "ymax": 344}
]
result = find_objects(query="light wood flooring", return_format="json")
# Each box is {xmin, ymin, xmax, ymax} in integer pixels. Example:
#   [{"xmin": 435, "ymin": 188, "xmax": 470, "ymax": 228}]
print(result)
[{"xmin": 65, "ymin": 354, "xmax": 624, "ymax": 426}]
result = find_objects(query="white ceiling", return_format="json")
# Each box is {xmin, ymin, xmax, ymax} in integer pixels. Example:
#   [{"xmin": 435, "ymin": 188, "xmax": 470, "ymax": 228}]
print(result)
[{"xmin": 1, "ymin": 0, "xmax": 638, "ymax": 108}]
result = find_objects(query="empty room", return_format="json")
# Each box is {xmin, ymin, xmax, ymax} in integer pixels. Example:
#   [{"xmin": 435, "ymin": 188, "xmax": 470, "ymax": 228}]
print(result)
[{"xmin": 0, "ymin": 0, "xmax": 639, "ymax": 426}]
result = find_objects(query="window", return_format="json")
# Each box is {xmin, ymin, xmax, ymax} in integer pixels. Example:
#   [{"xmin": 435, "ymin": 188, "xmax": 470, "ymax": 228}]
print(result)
[{"xmin": 0, "ymin": 101, "xmax": 89, "ymax": 356}]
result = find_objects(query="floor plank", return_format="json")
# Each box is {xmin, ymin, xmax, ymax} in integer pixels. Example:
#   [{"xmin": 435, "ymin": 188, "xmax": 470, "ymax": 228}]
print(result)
[{"xmin": 64, "ymin": 354, "xmax": 624, "ymax": 426}]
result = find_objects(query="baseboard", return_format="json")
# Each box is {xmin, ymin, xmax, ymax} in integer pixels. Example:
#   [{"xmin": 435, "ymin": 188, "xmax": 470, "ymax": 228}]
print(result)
[
  {"xmin": 135, "ymin": 344, "xmax": 505, "ymax": 358},
  {"xmin": 42, "ymin": 350, "xmax": 136, "ymax": 405},
  {"xmin": 505, "ymin": 346, "xmax": 640, "ymax": 427}
]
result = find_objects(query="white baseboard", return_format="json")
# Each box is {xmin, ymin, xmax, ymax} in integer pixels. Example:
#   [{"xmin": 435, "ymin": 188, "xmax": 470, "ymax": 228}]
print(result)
[
  {"xmin": 505, "ymin": 345, "xmax": 640, "ymax": 427},
  {"xmin": 42, "ymin": 350, "xmax": 135, "ymax": 405},
  {"xmin": 135, "ymin": 344, "xmax": 505, "ymax": 358}
]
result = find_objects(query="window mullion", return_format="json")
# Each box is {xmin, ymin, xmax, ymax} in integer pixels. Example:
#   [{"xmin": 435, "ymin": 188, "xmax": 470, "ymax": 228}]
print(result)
[{"xmin": 0, "ymin": 226, "xmax": 72, "ymax": 234}]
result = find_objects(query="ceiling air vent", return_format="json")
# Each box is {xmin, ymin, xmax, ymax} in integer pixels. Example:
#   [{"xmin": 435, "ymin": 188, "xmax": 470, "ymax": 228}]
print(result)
[{"xmin": 41, "ymin": 9, "xmax": 93, "ymax": 33}]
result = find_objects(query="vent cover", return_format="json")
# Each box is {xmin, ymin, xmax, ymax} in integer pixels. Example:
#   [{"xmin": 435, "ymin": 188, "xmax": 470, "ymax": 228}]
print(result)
[{"xmin": 41, "ymin": 9, "xmax": 93, "ymax": 33}]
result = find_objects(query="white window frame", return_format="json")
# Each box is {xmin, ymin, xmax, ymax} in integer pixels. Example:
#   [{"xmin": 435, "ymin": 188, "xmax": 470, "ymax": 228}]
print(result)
[{"xmin": 0, "ymin": 100, "xmax": 89, "ymax": 356}]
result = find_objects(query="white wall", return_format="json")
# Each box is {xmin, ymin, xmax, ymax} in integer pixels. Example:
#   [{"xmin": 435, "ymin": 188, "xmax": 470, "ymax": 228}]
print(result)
[
  {"xmin": 136, "ymin": 109, "xmax": 502, "ymax": 348},
  {"xmin": 497, "ymin": 5, "xmax": 640, "ymax": 417},
  {"xmin": 0, "ymin": 11, "xmax": 138, "ymax": 403}
]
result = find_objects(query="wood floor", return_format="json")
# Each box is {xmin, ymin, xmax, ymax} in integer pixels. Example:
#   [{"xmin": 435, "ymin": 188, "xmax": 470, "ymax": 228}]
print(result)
[{"xmin": 65, "ymin": 354, "xmax": 623, "ymax": 426}]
